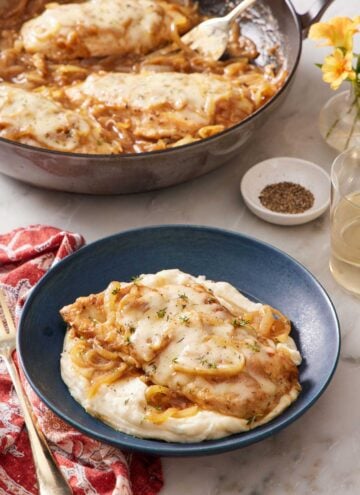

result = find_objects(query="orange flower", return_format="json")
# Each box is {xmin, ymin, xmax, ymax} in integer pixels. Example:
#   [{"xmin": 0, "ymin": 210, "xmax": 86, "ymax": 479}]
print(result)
[
  {"xmin": 309, "ymin": 17, "xmax": 360, "ymax": 51},
  {"xmin": 321, "ymin": 49, "xmax": 356, "ymax": 90}
]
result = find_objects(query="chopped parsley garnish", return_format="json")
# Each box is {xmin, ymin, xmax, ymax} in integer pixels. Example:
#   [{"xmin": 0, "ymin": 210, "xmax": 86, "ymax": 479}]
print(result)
[
  {"xmin": 111, "ymin": 286, "xmax": 121, "ymax": 295},
  {"xmin": 246, "ymin": 342, "xmax": 260, "ymax": 353},
  {"xmin": 200, "ymin": 358, "xmax": 217, "ymax": 369},
  {"xmin": 157, "ymin": 308, "xmax": 167, "ymax": 318},
  {"xmin": 179, "ymin": 315, "xmax": 190, "ymax": 325},
  {"xmin": 128, "ymin": 326, "xmax": 136, "ymax": 334},
  {"xmin": 232, "ymin": 318, "xmax": 250, "ymax": 328},
  {"xmin": 172, "ymin": 357, "xmax": 178, "ymax": 364},
  {"xmin": 125, "ymin": 335, "xmax": 131, "ymax": 345},
  {"xmin": 131, "ymin": 275, "xmax": 143, "ymax": 283},
  {"xmin": 246, "ymin": 415, "xmax": 258, "ymax": 425},
  {"xmin": 178, "ymin": 293, "xmax": 189, "ymax": 302}
]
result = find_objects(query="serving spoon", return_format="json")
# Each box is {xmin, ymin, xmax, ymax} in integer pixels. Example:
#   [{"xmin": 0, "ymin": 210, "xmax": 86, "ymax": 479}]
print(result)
[{"xmin": 181, "ymin": 0, "xmax": 257, "ymax": 61}]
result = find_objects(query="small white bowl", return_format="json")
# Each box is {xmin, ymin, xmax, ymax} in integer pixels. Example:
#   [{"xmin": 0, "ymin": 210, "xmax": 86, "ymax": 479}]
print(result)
[{"xmin": 240, "ymin": 157, "xmax": 330, "ymax": 226}]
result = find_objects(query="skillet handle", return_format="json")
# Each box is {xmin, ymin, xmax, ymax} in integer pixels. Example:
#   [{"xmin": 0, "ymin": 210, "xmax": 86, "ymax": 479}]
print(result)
[{"xmin": 298, "ymin": 0, "xmax": 335, "ymax": 37}]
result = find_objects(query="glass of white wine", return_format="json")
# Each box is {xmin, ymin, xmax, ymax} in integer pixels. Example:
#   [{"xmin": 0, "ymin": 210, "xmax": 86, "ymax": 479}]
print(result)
[{"xmin": 330, "ymin": 147, "xmax": 360, "ymax": 297}]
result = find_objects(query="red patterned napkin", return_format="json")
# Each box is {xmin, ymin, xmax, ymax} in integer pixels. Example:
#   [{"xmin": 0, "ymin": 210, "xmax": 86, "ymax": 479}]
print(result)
[{"xmin": 0, "ymin": 225, "xmax": 163, "ymax": 495}]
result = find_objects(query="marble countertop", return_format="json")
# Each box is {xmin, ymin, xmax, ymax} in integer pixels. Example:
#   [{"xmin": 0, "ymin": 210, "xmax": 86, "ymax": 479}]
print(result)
[{"xmin": 1, "ymin": 0, "xmax": 360, "ymax": 493}]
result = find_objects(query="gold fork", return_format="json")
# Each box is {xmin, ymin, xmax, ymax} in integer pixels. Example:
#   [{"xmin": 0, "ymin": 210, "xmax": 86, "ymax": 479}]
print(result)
[{"xmin": 0, "ymin": 290, "xmax": 72, "ymax": 495}]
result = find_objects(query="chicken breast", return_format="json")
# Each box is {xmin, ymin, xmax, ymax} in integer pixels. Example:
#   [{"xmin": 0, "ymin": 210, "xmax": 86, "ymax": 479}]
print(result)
[
  {"xmin": 21, "ymin": 0, "xmax": 170, "ymax": 61},
  {"xmin": 66, "ymin": 72, "xmax": 255, "ymax": 140},
  {"xmin": 0, "ymin": 83, "xmax": 116, "ymax": 153},
  {"xmin": 60, "ymin": 270, "xmax": 301, "ymax": 423}
]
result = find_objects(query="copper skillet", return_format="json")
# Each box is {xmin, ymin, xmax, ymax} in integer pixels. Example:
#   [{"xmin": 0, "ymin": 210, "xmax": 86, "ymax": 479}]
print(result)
[{"xmin": 0, "ymin": 0, "xmax": 334, "ymax": 194}]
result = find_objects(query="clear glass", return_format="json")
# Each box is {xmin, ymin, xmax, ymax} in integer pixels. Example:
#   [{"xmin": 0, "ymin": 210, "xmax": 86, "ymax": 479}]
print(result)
[
  {"xmin": 330, "ymin": 147, "xmax": 360, "ymax": 297},
  {"xmin": 319, "ymin": 86, "xmax": 360, "ymax": 152}
]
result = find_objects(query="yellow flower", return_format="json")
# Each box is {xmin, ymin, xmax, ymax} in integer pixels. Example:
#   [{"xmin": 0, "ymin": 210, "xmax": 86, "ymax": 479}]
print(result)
[
  {"xmin": 321, "ymin": 49, "xmax": 356, "ymax": 90},
  {"xmin": 309, "ymin": 17, "xmax": 360, "ymax": 51}
]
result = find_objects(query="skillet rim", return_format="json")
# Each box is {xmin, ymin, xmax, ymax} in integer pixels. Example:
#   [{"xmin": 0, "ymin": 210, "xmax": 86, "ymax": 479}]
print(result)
[{"xmin": 0, "ymin": 0, "xmax": 302, "ymax": 160}]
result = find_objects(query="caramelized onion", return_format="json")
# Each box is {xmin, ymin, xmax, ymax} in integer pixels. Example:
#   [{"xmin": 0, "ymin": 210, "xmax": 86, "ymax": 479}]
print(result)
[
  {"xmin": 88, "ymin": 364, "xmax": 127, "ymax": 398},
  {"xmin": 173, "ymin": 353, "xmax": 245, "ymax": 377}
]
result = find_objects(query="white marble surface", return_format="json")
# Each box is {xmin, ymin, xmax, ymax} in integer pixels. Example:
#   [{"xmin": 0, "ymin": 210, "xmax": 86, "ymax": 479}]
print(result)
[{"xmin": 1, "ymin": 0, "xmax": 360, "ymax": 493}]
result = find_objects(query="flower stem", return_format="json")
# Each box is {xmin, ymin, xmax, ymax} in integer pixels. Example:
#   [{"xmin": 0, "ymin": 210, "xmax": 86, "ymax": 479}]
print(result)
[
  {"xmin": 326, "ymin": 116, "xmax": 341, "ymax": 139},
  {"xmin": 326, "ymin": 93, "xmax": 357, "ymax": 139},
  {"xmin": 344, "ymin": 81, "xmax": 360, "ymax": 149},
  {"xmin": 344, "ymin": 107, "xmax": 358, "ymax": 149}
]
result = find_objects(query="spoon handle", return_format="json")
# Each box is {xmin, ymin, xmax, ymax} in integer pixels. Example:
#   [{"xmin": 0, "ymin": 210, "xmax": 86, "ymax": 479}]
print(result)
[{"xmin": 224, "ymin": 0, "xmax": 257, "ymax": 24}]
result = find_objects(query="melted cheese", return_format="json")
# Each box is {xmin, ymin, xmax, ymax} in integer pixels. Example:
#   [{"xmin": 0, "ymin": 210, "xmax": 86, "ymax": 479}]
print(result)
[
  {"xmin": 66, "ymin": 72, "xmax": 248, "ymax": 139},
  {"xmin": 21, "ymin": 0, "xmax": 168, "ymax": 60},
  {"xmin": 1, "ymin": 0, "xmax": 284, "ymax": 154},
  {"xmin": 61, "ymin": 269, "xmax": 302, "ymax": 442},
  {"xmin": 0, "ymin": 84, "xmax": 113, "ymax": 153},
  {"xmin": 61, "ymin": 342, "xmax": 299, "ymax": 442}
]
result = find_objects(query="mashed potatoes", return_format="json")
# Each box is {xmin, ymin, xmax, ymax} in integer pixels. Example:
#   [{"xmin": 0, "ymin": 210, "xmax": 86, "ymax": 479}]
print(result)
[{"xmin": 61, "ymin": 270, "xmax": 301, "ymax": 442}]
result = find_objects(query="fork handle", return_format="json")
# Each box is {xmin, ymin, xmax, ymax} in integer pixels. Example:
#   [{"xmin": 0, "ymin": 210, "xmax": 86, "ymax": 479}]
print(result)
[
  {"xmin": 224, "ymin": 0, "xmax": 257, "ymax": 23},
  {"xmin": 5, "ymin": 356, "xmax": 72, "ymax": 495}
]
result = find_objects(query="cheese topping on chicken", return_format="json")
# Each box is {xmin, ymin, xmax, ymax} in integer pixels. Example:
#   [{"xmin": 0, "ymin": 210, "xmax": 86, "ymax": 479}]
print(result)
[
  {"xmin": 60, "ymin": 269, "xmax": 301, "ymax": 442},
  {"xmin": 66, "ymin": 72, "xmax": 254, "ymax": 140},
  {"xmin": 1, "ymin": 0, "xmax": 285, "ymax": 153},
  {"xmin": 0, "ymin": 84, "xmax": 117, "ymax": 153},
  {"xmin": 21, "ymin": 0, "xmax": 170, "ymax": 60}
]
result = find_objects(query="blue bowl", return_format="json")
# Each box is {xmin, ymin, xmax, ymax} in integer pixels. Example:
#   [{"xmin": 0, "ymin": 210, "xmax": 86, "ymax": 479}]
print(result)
[{"xmin": 18, "ymin": 226, "xmax": 340, "ymax": 456}]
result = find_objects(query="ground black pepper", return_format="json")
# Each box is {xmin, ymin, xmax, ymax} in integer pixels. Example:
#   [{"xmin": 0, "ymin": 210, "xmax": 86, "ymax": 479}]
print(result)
[{"xmin": 259, "ymin": 181, "xmax": 314, "ymax": 214}]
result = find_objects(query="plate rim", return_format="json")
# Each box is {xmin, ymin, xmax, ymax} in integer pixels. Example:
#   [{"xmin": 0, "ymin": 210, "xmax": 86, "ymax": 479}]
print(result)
[{"xmin": 18, "ymin": 224, "xmax": 341, "ymax": 456}]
